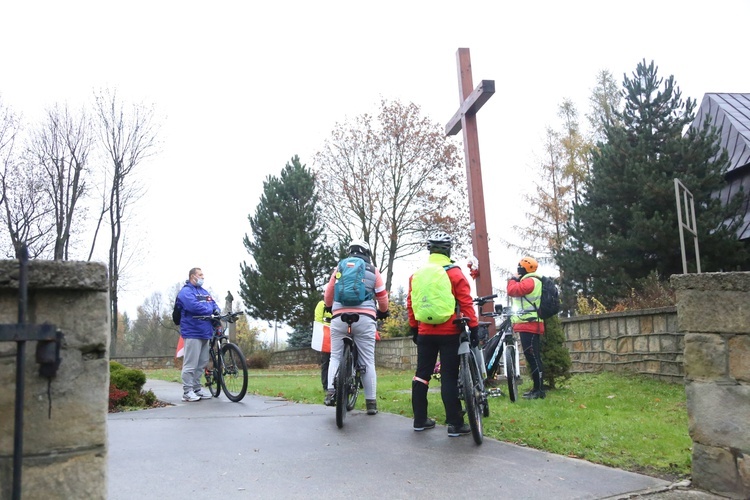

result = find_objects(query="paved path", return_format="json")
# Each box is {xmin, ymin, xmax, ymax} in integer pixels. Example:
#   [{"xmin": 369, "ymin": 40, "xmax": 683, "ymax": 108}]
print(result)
[{"xmin": 107, "ymin": 380, "xmax": 703, "ymax": 500}]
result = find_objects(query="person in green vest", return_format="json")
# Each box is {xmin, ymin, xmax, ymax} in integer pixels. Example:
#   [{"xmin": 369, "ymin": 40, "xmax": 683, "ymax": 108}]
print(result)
[
  {"xmin": 407, "ymin": 232, "xmax": 479, "ymax": 436},
  {"xmin": 314, "ymin": 299, "xmax": 333, "ymax": 390},
  {"xmin": 507, "ymin": 256, "xmax": 546, "ymax": 399}
]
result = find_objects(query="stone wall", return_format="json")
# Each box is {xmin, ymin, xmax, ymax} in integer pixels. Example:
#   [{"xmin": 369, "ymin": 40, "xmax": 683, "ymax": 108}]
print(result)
[
  {"xmin": 269, "ymin": 337, "xmax": 417, "ymax": 369},
  {"xmin": 563, "ymin": 307, "xmax": 683, "ymax": 382},
  {"xmin": 0, "ymin": 260, "xmax": 110, "ymax": 500},
  {"xmin": 112, "ymin": 356, "xmax": 178, "ymax": 371},
  {"xmin": 270, "ymin": 347, "xmax": 321, "ymax": 366},
  {"xmin": 672, "ymin": 271, "xmax": 750, "ymax": 499}
]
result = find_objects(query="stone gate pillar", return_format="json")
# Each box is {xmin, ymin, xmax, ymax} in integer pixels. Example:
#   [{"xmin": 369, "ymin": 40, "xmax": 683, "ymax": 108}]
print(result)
[
  {"xmin": 672, "ymin": 271, "xmax": 750, "ymax": 498},
  {"xmin": 0, "ymin": 260, "xmax": 110, "ymax": 499}
]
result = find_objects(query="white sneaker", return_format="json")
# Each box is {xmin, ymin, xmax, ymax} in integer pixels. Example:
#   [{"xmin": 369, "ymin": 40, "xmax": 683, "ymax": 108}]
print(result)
[
  {"xmin": 194, "ymin": 389, "xmax": 212, "ymax": 399},
  {"xmin": 182, "ymin": 390, "xmax": 200, "ymax": 402}
]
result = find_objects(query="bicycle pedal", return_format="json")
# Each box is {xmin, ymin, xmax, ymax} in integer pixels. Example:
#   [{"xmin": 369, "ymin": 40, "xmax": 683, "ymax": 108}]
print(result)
[{"xmin": 488, "ymin": 388, "xmax": 504, "ymax": 397}]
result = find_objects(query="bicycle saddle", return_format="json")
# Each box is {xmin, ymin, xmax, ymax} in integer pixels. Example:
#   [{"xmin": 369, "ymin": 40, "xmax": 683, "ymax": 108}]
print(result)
[{"xmin": 340, "ymin": 313, "xmax": 360, "ymax": 324}]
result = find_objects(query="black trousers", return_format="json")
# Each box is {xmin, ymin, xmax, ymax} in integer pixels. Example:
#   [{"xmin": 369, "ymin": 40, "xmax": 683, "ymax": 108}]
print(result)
[
  {"xmin": 412, "ymin": 333, "xmax": 463, "ymax": 426},
  {"xmin": 520, "ymin": 331, "xmax": 543, "ymax": 388},
  {"xmin": 320, "ymin": 352, "xmax": 330, "ymax": 390}
]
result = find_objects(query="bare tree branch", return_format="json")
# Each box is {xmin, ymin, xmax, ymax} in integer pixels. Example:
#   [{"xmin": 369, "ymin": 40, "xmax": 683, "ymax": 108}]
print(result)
[
  {"xmin": 313, "ymin": 99, "xmax": 468, "ymax": 292},
  {"xmin": 29, "ymin": 103, "xmax": 94, "ymax": 260},
  {"xmin": 94, "ymin": 88, "xmax": 160, "ymax": 357}
]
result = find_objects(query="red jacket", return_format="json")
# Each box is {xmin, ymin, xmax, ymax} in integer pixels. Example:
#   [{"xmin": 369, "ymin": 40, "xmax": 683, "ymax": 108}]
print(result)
[{"xmin": 407, "ymin": 258, "xmax": 478, "ymax": 335}]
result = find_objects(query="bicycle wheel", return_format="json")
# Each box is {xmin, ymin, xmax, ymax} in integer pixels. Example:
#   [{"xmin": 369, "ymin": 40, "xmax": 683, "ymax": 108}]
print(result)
[
  {"xmin": 471, "ymin": 350, "xmax": 490, "ymax": 421},
  {"xmin": 336, "ymin": 342, "xmax": 352, "ymax": 428},
  {"xmin": 219, "ymin": 343, "xmax": 248, "ymax": 402},
  {"xmin": 461, "ymin": 354, "xmax": 483, "ymax": 445},
  {"xmin": 505, "ymin": 344, "xmax": 519, "ymax": 403},
  {"xmin": 346, "ymin": 369, "xmax": 360, "ymax": 411},
  {"xmin": 471, "ymin": 352, "xmax": 489, "ymax": 418},
  {"xmin": 205, "ymin": 354, "xmax": 221, "ymax": 398},
  {"xmin": 346, "ymin": 344, "xmax": 361, "ymax": 411}
]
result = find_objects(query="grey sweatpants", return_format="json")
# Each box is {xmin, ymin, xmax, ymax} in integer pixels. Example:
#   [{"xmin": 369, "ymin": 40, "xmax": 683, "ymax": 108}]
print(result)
[
  {"xmin": 181, "ymin": 338, "xmax": 210, "ymax": 393},
  {"xmin": 327, "ymin": 315, "xmax": 377, "ymax": 400}
]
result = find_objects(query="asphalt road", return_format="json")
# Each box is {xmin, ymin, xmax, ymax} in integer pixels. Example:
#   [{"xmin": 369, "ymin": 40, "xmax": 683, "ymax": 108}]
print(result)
[{"xmin": 107, "ymin": 380, "xmax": 721, "ymax": 500}]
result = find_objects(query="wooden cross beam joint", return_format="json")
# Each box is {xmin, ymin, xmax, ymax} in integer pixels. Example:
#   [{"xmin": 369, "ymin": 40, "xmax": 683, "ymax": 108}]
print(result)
[{"xmin": 445, "ymin": 79, "xmax": 496, "ymax": 136}]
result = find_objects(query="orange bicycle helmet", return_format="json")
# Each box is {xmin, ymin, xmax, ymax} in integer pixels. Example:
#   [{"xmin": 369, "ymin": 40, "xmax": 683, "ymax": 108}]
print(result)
[{"xmin": 518, "ymin": 256, "xmax": 538, "ymax": 274}]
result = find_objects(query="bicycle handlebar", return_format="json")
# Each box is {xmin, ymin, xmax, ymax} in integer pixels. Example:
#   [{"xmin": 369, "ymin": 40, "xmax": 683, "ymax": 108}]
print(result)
[
  {"xmin": 473, "ymin": 294, "xmax": 497, "ymax": 306},
  {"xmin": 193, "ymin": 311, "xmax": 245, "ymax": 323}
]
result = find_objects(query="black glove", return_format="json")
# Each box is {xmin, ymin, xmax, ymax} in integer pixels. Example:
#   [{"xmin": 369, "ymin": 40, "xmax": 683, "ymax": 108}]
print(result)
[
  {"xmin": 323, "ymin": 305, "xmax": 332, "ymax": 315},
  {"xmin": 376, "ymin": 309, "xmax": 389, "ymax": 320},
  {"xmin": 410, "ymin": 327, "xmax": 418, "ymax": 345},
  {"xmin": 469, "ymin": 326, "xmax": 479, "ymax": 348}
]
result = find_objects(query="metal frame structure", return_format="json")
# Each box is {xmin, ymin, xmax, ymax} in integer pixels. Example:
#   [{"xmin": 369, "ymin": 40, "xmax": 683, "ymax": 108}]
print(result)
[{"xmin": 674, "ymin": 178, "xmax": 702, "ymax": 274}]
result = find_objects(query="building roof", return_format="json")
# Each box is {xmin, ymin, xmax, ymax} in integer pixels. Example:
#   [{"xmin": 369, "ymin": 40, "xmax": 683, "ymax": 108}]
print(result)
[{"xmin": 691, "ymin": 93, "xmax": 750, "ymax": 240}]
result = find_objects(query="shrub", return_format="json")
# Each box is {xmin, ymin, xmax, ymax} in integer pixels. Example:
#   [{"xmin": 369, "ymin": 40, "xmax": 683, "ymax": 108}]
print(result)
[
  {"xmin": 142, "ymin": 389, "xmax": 157, "ymax": 407},
  {"xmin": 108, "ymin": 384, "xmax": 129, "ymax": 412},
  {"xmin": 378, "ymin": 302, "xmax": 410, "ymax": 338},
  {"xmin": 541, "ymin": 315, "xmax": 572, "ymax": 390},
  {"xmin": 246, "ymin": 350, "xmax": 271, "ymax": 369},
  {"xmin": 611, "ymin": 271, "xmax": 675, "ymax": 312},
  {"xmin": 109, "ymin": 364, "xmax": 147, "ymax": 408},
  {"xmin": 576, "ymin": 292, "xmax": 607, "ymax": 315},
  {"xmin": 110, "ymin": 360, "xmax": 126, "ymax": 372}
]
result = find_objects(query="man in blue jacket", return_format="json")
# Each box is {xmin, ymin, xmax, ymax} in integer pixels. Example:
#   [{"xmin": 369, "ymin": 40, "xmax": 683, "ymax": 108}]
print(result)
[{"xmin": 176, "ymin": 268, "xmax": 220, "ymax": 402}]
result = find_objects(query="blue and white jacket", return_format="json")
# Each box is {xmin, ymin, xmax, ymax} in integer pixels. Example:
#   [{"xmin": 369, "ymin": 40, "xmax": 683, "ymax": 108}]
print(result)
[{"xmin": 176, "ymin": 281, "xmax": 220, "ymax": 340}]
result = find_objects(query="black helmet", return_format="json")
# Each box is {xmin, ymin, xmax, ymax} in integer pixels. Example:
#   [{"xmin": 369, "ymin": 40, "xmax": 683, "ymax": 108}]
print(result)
[
  {"xmin": 348, "ymin": 239, "xmax": 371, "ymax": 258},
  {"xmin": 426, "ymin": 232, "xmax": 452, "ymax": 255}
]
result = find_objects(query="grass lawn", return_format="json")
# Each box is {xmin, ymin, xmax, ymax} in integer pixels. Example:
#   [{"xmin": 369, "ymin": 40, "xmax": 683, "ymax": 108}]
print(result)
[{"xmin": 145, "ymin": 367, "xmax": 691, "ymax": 480}]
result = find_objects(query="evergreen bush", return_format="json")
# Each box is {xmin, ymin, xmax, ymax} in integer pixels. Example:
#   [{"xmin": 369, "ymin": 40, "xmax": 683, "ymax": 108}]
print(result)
[
  {"xmin": 541, "ymin": 315, "xmax": 572, "ymax": 389},
  {"xmin": 109, "ymin": 364, "xmax": 147, "ymax": 408}
]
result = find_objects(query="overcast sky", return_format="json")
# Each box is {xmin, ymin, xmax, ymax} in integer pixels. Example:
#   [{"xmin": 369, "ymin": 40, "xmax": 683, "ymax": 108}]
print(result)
[{"xmin": 2, "ymin": 1, "xmax": 748, "ymax": 341}]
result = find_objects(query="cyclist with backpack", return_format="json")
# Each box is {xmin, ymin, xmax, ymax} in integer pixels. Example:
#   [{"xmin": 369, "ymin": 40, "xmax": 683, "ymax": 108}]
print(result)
[
  {"xmin": 407, "ymin": 232, "xmax": 479, "ymax": 436},
  {"xmin": 323, "ymin": 240, "xmax": 389, "ymax": 415},
  {"xmin": 507, "ymin": 256, "xmax": 546, "ymax": 399}
]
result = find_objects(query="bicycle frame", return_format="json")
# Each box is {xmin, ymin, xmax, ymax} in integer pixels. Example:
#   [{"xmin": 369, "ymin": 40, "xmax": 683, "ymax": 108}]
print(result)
[
  {"xmin": 475, "ymin": 294, "xmax": 522, "ymax": 402},
  {"xmin": 487, "ymin": 329, "xmax": 520, "ymax": 381}
]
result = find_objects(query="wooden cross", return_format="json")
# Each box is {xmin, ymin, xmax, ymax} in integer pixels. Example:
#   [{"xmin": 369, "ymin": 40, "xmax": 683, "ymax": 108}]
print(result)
[{"xmin": 445, "ymin": 48, "xmax": 495, "ymax": 330}]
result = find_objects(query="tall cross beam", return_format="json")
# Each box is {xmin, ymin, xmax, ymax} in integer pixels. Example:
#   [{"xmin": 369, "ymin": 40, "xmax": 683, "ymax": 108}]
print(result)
[{"xmin": 445, "ymin": 48, "xmax": 495, "ymax": 332}]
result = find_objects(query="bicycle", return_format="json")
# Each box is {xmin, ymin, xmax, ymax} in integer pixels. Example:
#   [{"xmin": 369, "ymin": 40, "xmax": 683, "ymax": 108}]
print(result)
[
  {"xmin": 455, "ymin": 316, "xmax": 488, "ymax": 445},
  {"xmin": 193, "ymin": 311, "xmax": 248, "ymax": 402},
  {"xmin": 475, "ymin": 294, "xmax": 522, "ymax": 403},
  {"xmin": 333, "ymin": 312, "xmax": 364, "ymax": 429}
]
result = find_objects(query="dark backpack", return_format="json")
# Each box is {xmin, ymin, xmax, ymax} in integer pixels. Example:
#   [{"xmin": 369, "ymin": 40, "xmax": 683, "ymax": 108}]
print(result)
[
  {"xmin": 172, "ymin": 299, "xmax": 182, "ymax": 325},
  {"xmin": 334, "ymin": 257, "xmax": 371, "ymax": 306},
  {"xmin": 535, "ymin": 276, "xmax": 560, "ymax": 320}
]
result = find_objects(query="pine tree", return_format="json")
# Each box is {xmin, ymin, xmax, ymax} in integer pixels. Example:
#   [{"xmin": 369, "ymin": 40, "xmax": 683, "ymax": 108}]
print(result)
[
  {"xmin": 239, "ymin": 156, "xmax": 336, "ymax": 347},
  {"xmin": 560, "ymin": 60, "xmax": 749, "ymax": 306}
]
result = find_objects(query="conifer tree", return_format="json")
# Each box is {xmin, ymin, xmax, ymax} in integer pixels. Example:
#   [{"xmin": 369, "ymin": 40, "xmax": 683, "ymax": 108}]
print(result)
[
  {"xmin": 240, "ymin": 156, "xmax": 336, "ymax": 347},
  {"xmin": 560, "ymin": 60, "xmax": 749, "ymax": 306}
]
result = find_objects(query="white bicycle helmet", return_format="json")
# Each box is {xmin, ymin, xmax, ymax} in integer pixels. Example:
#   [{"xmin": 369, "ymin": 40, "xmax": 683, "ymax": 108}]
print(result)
[
  {"xmin": 426, "ymin": 232, "xmax": 452, "ymax": 254},
  {"xmin": 348, "ymin": 239, "xmax": 371, "ymax": 257}
]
